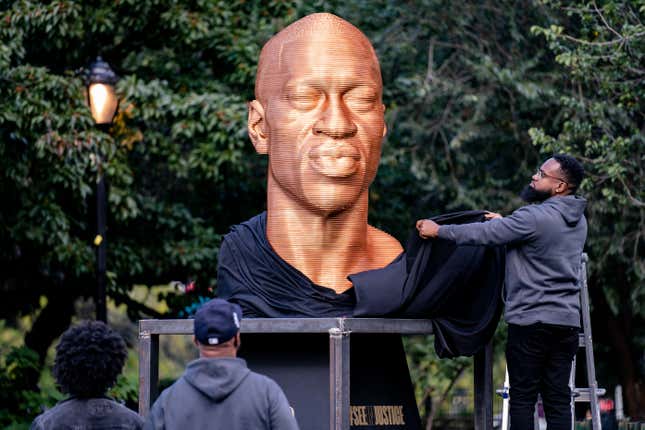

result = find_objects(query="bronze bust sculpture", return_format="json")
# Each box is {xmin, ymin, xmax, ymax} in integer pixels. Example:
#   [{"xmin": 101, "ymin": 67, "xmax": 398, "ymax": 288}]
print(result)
[{"xmin": 246, "ymin": 13, "xmax": 402, "ymax": 293}]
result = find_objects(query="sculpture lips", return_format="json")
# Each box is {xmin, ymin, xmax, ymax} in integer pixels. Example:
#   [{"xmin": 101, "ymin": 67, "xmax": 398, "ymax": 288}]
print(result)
[{"xmin": 308, "ymin": 143, "xmax": 361, "ymax": 178}]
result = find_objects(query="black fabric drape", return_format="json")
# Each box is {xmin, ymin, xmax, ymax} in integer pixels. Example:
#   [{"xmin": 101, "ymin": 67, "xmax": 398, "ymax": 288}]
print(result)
[
  {"xmin": 351, "ymin": 211, "xmax": 505, "ymax": 357},
  {"xmin": 217, "ymin": 211, "xmax": 504, "ymax": 357}
]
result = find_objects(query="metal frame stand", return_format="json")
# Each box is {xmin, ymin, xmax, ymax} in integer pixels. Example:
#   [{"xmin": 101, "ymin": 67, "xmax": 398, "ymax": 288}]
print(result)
[
  {"xmin": 329, "ymin": 327, "xmax": 351, "ymax": 430},
  {"xmin": 138, "ymin": 318, "xmax": 493, "ymax": 430}
]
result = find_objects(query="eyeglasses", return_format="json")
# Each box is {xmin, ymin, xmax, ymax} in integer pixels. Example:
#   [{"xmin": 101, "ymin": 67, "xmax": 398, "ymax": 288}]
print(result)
[{"xmin": 536, "ymin": 169, "xmax": 568, "ymax": 183}]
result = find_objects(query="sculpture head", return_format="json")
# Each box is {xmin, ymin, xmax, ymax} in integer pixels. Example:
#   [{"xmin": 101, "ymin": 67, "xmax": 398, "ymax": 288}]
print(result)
[{"xmin": 248, "ymin": 13, "xmax": 387, "ymax": 215}]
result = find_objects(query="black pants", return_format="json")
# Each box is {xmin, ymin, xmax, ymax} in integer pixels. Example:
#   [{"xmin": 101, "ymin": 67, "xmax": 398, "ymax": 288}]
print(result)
[{"xmin": 506, "ymin": 323, "xmax": 579, "ymax": 430}]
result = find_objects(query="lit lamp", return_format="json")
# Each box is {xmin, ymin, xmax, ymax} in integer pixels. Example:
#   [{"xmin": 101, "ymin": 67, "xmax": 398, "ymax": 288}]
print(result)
[
  {"xmin": 86, "ymin": 57, "xmax": 118, "ymax": 323},
  {"xmin": 87, "ymin": 57, "xmax": 119, "ymax": 126}
]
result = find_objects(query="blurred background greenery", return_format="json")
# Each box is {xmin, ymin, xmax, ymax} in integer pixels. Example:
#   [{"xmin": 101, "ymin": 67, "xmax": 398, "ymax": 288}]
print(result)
[{"xmin": 1, "ymin": 0, "xmax": 643, "ymax": 428}]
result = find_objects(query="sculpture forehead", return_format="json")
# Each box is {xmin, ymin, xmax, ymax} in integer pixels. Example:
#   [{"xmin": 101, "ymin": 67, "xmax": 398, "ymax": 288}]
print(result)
[
  {"xmin": 264, "ymin": 13, "xmax": 374, "ymax": 54},
  {"xmin": 256, "ymin": 13, "xmax": 381, "ymax": 97}
]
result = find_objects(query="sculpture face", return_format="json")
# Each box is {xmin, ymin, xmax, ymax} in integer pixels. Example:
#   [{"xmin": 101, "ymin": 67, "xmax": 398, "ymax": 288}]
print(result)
[{"xmin": 254, "ymin": 26, "xmax": 386, "ymax": 214}]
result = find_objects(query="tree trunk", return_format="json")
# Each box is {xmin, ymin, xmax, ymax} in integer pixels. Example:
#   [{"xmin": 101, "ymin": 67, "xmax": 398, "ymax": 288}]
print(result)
[
  {"xmin": 24, "ymin": 285, "xmax": 78, "ymax": 364},
  {"xmin": 424, "ymin": 364, "xmax": 468, "ymax": 430}
]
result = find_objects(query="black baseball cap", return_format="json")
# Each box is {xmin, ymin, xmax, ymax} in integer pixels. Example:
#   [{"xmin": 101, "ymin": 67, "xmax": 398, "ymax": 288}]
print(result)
[{"xmin": 194, "ymin": 299, "xmax": 243, "ymax": 346}]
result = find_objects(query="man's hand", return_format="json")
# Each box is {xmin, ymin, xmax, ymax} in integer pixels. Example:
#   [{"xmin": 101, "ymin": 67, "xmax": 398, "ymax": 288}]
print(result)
[
  {"xmin": 484, "ymin": 211, "xmax": 502, "ymax": 220},
  {"xmin": 416, "ymin": 219, "xmax": 440, "ymax": 239}
]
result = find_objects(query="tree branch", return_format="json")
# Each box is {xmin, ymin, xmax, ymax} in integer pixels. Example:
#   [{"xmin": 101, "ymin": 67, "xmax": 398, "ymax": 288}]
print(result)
[
  {"xmin": 111, "ymin": 290, "xmax": 165, "ymax": 319},
  {"xmin": 426, "ymin": 37, "xmax": 436, "ymax": 83},
  {"xmin": 425, "ymin": 363, "xmax": 468, "ymax": 430},
  {"xmin": 617, "ymin": 176, "xmax": 645, "ymax": 208},
  {"xmin": 561, "ymin": 31, "xmax": 645, "ymax": 47},
  {"xmin": 592, "ymin": 1, "xmax": 623, "ymax": 39}
]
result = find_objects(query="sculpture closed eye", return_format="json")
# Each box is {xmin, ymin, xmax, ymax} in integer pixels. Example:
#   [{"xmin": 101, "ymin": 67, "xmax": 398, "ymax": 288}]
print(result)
[
  {"xmin": 344, "ymin": 87, "xmax": 378, "ymax": 112},
  {"xmin": 287, "ymin": 86, "xmax": 321, "ymax": 111}
]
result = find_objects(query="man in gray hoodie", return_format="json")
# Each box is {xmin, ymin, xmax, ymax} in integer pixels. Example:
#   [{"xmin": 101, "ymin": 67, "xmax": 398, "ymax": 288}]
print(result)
[
  {"xmin": 417, "ymin": 154, "xmax": 587, "ymax": 430},
  {"xmin": 143, "ymin": 299, "xmax": 299, "ymax": 430}
]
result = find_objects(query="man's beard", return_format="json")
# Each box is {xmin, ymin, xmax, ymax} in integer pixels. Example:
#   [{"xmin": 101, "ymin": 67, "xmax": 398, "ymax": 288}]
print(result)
[{"xmin": 520, "ymin": 185, "xmax": 551, "ymax": 203}]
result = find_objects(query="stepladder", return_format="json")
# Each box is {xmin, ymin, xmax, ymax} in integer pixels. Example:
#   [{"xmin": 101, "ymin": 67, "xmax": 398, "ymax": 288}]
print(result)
[{"xmin": 496, "ymin": 253, "xmax": 604, "ymax": 430}]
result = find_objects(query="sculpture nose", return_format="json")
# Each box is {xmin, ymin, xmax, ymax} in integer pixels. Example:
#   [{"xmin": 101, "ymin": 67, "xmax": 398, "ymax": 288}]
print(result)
[{"xmin": 313, "ymin": 96, "xmax": 357, "ymax": 139}]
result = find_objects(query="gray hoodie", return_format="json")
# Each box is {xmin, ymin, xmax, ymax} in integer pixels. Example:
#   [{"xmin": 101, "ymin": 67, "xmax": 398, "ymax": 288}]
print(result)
[
  {"xmin": 144, "ymin": 357, "xmax": 299, "ymax": 430},
  {"xmin": 438, "ymin": 195, "xmax": 587, "ymax": 327}
]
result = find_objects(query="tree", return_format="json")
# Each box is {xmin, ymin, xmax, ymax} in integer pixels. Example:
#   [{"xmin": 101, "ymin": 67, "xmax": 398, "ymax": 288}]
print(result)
[{"xmin": 0, "ymin": 0, "xmax": 298, "ymax": 370}]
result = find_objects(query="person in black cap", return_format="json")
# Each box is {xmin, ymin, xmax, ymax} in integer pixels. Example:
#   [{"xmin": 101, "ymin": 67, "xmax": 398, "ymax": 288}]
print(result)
[
  {"xmin": 143, "ymin": 298, "xmax": 299, "ymax": 430},
  {"xmin": 31, "ymin": 321, "xmax": 143, "ymax": 430}
]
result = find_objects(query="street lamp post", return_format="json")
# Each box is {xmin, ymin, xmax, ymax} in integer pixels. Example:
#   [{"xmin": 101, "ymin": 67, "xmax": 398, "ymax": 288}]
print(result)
[{"xmin": 86, "ymin": 57, "xmax": 118, "ymax": 323}]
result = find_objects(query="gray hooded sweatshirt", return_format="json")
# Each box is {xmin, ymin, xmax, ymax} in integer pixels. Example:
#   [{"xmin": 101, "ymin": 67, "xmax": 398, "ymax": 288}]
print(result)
[
  {"xmin": 438, "ymin": 195, "xmax": 587, "ymax": 327},
  {"xmin": 144, "ymin": 357, "xmax": 299, "ymax": 430}
]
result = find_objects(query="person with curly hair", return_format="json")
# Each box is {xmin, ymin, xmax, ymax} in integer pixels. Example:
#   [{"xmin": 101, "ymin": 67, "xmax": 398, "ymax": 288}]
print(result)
[{"xmin": 31, "ymin": 321, "xmax": 143, "ymax": 429}]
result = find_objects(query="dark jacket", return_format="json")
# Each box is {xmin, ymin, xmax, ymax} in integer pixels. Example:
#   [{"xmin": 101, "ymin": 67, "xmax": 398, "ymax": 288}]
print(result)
[
  {"xmin": 144, "ymin": 357, "xmax": 299, "ymax": 430},
  {"xmin": 31, "ymin": 397, "xmax": 143, "ymax": 430},
  {"xmin": 438, "ymin": 195, "xmax": 587, "ymax": 327}
]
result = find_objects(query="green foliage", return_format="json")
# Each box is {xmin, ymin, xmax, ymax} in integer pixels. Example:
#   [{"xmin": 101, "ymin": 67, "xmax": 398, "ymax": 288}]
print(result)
[
  {"xmin": 108, "ymin": 374, "xmax": 140, "ymax": 412},
  {"xmin": 0, "ymin": 0, "xmax": 297, "ymax": 322},
  {"xmin": 405, "ymin": 335, "xmax": 471, "ymax": 419},
  {"xmin": 0, "ymin": 346, "xmax": 57, "ymax": 428}
]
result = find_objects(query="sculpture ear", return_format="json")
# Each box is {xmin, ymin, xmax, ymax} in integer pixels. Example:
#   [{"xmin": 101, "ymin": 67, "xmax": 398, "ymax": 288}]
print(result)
[{"xmin": 248, "ymin": 100, "xmax": 268, "ymax": 154}]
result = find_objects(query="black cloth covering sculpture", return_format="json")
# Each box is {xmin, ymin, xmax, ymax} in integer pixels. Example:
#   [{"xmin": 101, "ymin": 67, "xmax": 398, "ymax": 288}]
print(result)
[{"xmin": 217, "ymin": 211, "xmax": 504, "ymax": 358}]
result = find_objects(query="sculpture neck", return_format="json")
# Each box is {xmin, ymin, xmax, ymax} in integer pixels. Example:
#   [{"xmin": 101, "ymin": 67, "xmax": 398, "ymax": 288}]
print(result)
[{"xmin": 266, "ymin": 178, "xmax": 370, "ymax": 293}]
